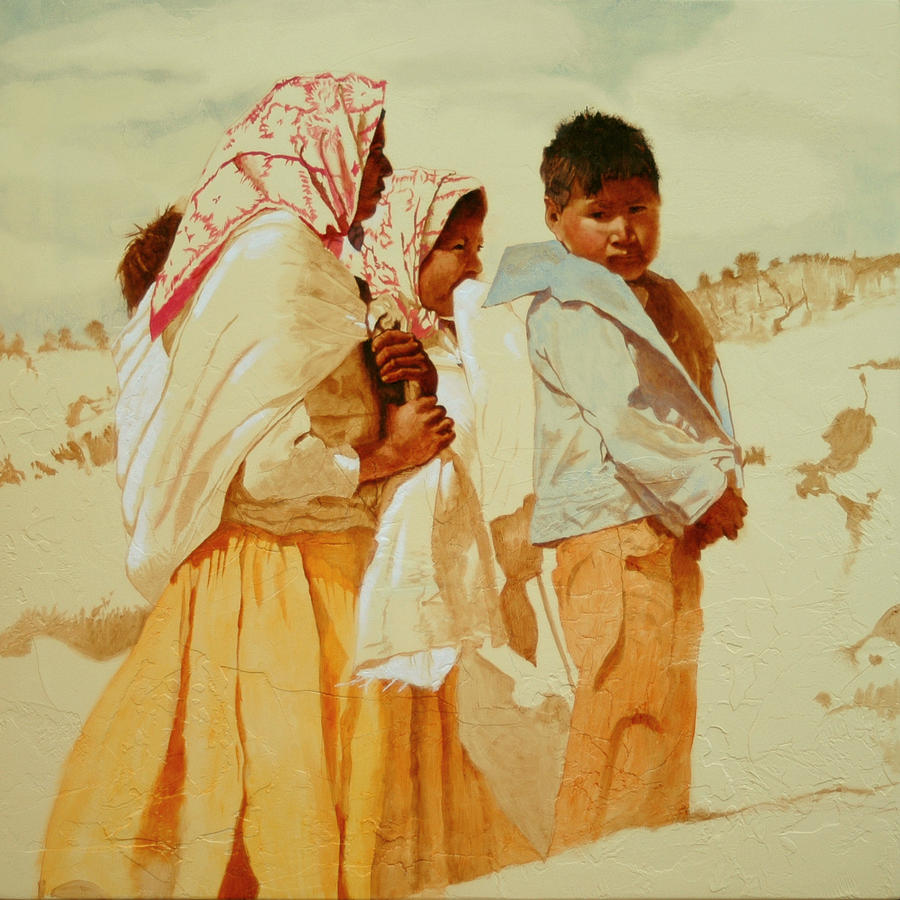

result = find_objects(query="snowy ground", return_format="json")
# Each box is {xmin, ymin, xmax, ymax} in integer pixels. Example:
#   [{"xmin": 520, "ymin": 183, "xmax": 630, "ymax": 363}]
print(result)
[{"xmin": 1, "ymin": 296, "xmax": 898, "ymax": 898}]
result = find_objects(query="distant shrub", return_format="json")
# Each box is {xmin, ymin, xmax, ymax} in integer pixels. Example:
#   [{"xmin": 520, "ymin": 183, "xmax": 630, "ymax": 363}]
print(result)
[
  {"xmin": 0, "ymin": 455, "xmax": 25, "ymax": 486},
  {"xmin": 689, "ymin": 251, "xmax": 899, "ymax": 342},
  {"xmin": 734, "ymin": 252, "xmax": 759, "ymax": 279},
  {"xmin": 85, "ymin": 320, "xmax": 110, "ymax": 350},
  {"xmin": 38, "ymin": 331, "xmax": 59, "ymax": 352},
  {"xmin": 58, "ymin": 328, "xmax": 89, "ymax": 351},
  {"xmin": 744, "ymin": 446, "xmax": 767, "ymax": 466},
  {"xmin": 0, "ymin": 330, "xmax": 35, "ymax": 370}
]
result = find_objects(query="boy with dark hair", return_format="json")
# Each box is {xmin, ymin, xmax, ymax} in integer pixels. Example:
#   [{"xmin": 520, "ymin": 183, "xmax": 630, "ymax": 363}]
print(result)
[{"xmin": 485, "ymin": 110, "xmax": 746, "ymax": 851}]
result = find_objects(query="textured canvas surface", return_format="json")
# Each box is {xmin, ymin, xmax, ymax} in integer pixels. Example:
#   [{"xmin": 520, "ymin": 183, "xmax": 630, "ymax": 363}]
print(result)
[{"xmin": 1, "ymin": 2, "xmax": 898, "ymax": 897}]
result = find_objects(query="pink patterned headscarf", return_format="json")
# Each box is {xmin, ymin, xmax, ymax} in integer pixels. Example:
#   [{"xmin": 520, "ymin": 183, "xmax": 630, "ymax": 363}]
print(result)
[
  {"xmin": 358, "ymin": 167, "xmax": 484, "ymax": 339},
  {"xmin": 149, "ymin": 72, "xmax": 386, "ymax": 338}
]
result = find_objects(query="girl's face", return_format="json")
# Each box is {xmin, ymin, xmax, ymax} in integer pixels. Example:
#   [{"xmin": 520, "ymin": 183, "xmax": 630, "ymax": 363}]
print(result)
[{"xmin": 417, "ymin": 201, "xmax": 485, "ymax": 318}]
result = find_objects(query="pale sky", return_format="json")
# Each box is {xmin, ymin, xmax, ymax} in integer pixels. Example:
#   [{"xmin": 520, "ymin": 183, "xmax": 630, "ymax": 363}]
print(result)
[{"xmin": 1, "ymin": 0, "xmax": 897, "ymax": 338}]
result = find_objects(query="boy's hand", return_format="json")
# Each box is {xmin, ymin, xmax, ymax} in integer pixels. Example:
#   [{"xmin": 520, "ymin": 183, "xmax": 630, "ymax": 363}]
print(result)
[
  {"xmin": 371, "ymin": 329, "xmax": 438, "ymax": 396},
  {"xmin": 685, "ymin": 487, "xmax": 747, "ymax": 552},
  {"xmin": 356, "ymin": 397, "xmax": 454, "ymax": 483}
]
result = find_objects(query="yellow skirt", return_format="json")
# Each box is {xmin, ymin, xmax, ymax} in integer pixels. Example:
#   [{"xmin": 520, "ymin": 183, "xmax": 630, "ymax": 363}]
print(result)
[
  {"xmin": 40, "ymin": 524, "xmax": 534, "ymax": 899},
  {"xmin": 373, "ymin": 669, "xmax": 538, "ymax": 897}
]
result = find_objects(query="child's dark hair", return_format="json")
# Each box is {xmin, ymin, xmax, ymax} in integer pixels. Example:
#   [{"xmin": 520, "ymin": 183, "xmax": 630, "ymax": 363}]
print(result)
[
  {"xmin": 117, "ymin": 205, "xmax": 183, "ymax": 316},
  {"xmin": 541, "ymin": 110, "xmax": 660, "ymax": 206}
]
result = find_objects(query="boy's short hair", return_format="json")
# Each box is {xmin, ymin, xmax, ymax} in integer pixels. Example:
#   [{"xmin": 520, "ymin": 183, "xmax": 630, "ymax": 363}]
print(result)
[{"xmin": 541, "ymin": 110, "xmax": 660, "ymax": 206}]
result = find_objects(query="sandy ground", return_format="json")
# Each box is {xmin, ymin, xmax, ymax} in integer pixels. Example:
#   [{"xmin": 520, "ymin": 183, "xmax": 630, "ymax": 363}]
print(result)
[
  {"xmin": 1, "ymin": 296, "xmax": 898, "ymax": 898},
  {"xmin": 446, "ymin": 781, "xmax": 900, "ymax": 898}
]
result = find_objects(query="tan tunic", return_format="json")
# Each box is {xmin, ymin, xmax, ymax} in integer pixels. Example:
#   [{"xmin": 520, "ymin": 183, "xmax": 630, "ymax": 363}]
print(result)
[{"xmin": 222, "ymin": 346, "xmax": 383, "ymax": 534}]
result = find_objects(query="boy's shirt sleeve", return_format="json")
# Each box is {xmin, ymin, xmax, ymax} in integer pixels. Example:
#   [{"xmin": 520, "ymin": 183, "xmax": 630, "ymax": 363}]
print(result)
[
  {"xmin": 710, "ymin": 358, "xmax": 744, "ymax": 490},
  {"xmin": 529, "ymin": 295, "xmax": 736, "ymax": 527}
]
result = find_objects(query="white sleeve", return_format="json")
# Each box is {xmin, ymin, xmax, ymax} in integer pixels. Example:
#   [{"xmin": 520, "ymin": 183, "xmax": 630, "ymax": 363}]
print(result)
[
  {"xmin": 532, "ymin": 298, "xmax": 734, "ymax": 524},
  {"xmin": 239, "ymin": 402, "xmax": 360, "ymax": 503},
  {"xmin": 711, "ymin": 358, "xmax": 745, "ymax": 490}
]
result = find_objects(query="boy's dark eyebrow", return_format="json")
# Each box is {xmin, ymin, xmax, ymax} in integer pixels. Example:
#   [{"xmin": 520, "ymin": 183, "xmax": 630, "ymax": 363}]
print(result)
[{"xmin": 583, "ymin": 195, "xmax": 651, "ymax": 207}]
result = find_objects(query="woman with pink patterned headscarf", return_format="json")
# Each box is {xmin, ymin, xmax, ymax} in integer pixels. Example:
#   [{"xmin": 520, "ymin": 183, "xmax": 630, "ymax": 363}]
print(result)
[{"xmin": 40, "ymin": 76, "xmax": 453, "ymax": 900}]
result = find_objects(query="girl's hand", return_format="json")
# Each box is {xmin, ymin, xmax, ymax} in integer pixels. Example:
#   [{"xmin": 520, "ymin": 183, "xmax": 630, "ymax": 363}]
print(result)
[
  {"xmin": 356, "ymin": 396, "xmax": 454, "ymax": 483},
  {"xmin": 384, "ymin": 397, "xmax": 454, "ymax": 467}
]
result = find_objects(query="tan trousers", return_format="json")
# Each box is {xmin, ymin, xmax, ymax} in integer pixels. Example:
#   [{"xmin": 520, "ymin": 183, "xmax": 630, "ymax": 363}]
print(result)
[{"xmin": 549, "ymin": 518, "xmax": 703, "ymax": 852}]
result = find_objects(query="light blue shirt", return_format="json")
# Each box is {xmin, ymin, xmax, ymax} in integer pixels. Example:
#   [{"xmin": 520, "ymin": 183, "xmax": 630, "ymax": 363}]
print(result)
[{"xmin": 485, "ymin": 241, "xmax": 742, "ymax": 545}]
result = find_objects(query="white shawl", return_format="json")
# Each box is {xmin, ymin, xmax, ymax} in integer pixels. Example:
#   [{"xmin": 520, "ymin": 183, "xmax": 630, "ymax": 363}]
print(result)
[{"xmin": 114, "ymin": 212, "xmax": 367, "ymax": 600}]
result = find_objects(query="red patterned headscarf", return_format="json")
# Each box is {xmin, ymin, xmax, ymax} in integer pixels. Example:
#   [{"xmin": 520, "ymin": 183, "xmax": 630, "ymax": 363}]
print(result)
[
  {"xmin": 357, "ymin": 167, "xmax": 484, "ymax": 339},
  {"xmin": 149, "ymin": 72, "xmax": 386, "ymax": 338}
]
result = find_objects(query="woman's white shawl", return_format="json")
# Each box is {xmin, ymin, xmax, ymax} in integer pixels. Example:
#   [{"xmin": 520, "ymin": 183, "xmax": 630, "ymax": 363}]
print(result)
[{"xmin": 114, "ymin": 212, "xmax": 368, "ymax": 601}]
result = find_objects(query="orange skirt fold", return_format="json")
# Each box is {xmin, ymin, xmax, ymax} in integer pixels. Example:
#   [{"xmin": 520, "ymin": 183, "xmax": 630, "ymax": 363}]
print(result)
[{"xmin": 41, "ymin": 523, "xmax": 533, "ymax": 899}]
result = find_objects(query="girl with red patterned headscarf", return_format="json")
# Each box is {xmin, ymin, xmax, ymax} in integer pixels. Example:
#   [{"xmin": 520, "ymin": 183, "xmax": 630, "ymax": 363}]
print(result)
[
  {"xmin": 40, "ymin": 75, "xmax": 453, "ymax": 900},
  {"xmin": 345, "ymin": 169, "xmax": 541, "ymax": 896}
]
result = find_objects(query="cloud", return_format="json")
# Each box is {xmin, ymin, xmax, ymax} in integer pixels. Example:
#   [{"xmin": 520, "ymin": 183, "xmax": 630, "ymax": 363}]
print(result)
[
  {"xmin": 1, "ymin": 0, "xmax": 896, "ymax": 332},
  {"xmin": 631, "ymin": 1, "xmax": 898, "ymax": 126},
  {"xmin": 0, "ymin": 228, "xmax": 123, "ymax": 334},
  {"xmin": 624, "ymin": 1, "xmax": 900, "ymax": 285},
  {"xmin": 2, "ymin": 0, "xmax": 632, "ymax": 331}
]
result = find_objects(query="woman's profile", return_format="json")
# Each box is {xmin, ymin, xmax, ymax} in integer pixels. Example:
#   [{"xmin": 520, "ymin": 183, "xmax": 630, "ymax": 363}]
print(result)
[{"xmin": 39, "ymin": 73, "xmax": 453, "ymax": 900}]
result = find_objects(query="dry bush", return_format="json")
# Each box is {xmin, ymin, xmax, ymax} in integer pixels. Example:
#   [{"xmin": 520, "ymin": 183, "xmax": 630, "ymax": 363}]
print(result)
[
  {"xmin": 82, "ymin": 424, "xmax": 117, "ymax": 467},
  {"xmin": 743, "ymin": 446, "xmax": 767, "ymax": 466},
  {"xmin": 50, "ymin": 440, "xmax": 87, "ymax": 470},
  {"xmin": 31, "ymin": 460, "xmax": 58, "ymax": 479},
  {"xmin": 0, "ymin": 600, "xmax": 149, "ymax": 661},
  {"xmin": 0, "ymin": 455, "xmax": 26, "ymax": 486},
  {"xmin": 65, "ymin": 389, "xmax": 114, "ymax": 427}
]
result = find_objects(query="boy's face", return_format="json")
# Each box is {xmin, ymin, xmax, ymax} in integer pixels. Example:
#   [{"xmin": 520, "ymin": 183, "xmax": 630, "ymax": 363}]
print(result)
[{"xmin": 544, "ymin": 176, "xmax": 660, "ymax": 282}]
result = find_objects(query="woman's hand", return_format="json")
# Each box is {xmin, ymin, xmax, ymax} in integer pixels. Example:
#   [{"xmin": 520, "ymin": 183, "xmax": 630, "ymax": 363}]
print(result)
[
  {"xmin": 356, "ymin": 396, "xmax": 454, "ymax": 483},
  {"xmin": 371, "ymin": 329, "xmax": 438, "ymax": 396}
]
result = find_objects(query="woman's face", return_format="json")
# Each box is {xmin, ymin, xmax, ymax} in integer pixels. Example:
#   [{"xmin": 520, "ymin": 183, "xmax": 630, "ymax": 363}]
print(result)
[
  {"xmin": 417, "ymin": 201, "xmax": 485, "ymax": 318},
  {"xmin": 353, "ymin": 118, "xmax": 392, "ymax": 225}
]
